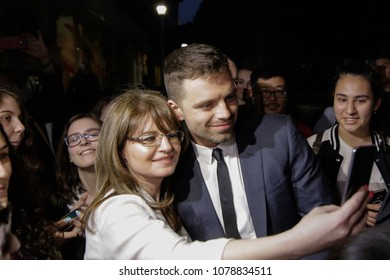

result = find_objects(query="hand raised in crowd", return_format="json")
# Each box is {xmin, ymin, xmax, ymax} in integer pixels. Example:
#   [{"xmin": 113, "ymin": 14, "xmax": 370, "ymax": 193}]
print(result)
[{"xmin": 21, "ymin": 30, "xmax": 51, "ymax": 65}]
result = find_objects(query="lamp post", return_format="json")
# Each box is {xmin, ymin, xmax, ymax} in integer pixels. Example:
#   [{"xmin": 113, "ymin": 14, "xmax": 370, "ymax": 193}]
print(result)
[{"xmin": 156, "ymin": 4, "xmax": 167, "ymax": 89}]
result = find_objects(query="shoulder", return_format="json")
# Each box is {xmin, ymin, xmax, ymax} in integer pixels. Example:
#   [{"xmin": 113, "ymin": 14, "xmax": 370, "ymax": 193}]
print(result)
[
  {"xmin": 96, "ymin": 193, "xmax": 152, "ymax": 219},
  {"xmin": 307, "ymin": 127, "xmax": 332, "ymax": 147},
  {"xmin": 236, "ymin": 113, "xmax": 291, "ymax": 134}
]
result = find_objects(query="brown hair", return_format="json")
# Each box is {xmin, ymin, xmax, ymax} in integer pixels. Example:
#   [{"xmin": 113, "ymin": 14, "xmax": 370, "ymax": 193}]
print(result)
[
  {"xmin": 55, "ymin": 113, "xmax": 102, "ymax": 204},
  {"xmin": 84, "ymin": 89, "xmax": 187, "ymax": 233},
  {"xmin": 163, "ymin": 44, "xmax": 230, "ymax": 103}
]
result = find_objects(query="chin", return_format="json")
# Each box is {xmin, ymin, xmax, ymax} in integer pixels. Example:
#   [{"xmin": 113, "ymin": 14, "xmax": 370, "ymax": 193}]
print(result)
[{"xmin": 214, "ymin": 133, "xmax": 233, "ymax": 144}]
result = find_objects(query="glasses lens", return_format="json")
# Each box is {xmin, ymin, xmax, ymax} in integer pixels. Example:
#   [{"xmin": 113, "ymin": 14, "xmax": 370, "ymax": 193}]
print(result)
[
  {"xmin": 65, "ymin": 129, "xmax": 101, "ymax": 147},
  {"xmin": 87, "ymin": 130, "xmax": 101, "ymax": 141},
  {"xmin": 65, "ymin": 135, "xmax": 80, "ymax": 147},
  {"xmin": 166, "ymin": 131, "xmax": 184, "ymax": 143},
  {"xmin": 133, "ymin": 131, "xmax": 185, "ymax": 147},
  {"xmin": 261, "ymin": 89, "xmax": 285, "ymax": 98}
]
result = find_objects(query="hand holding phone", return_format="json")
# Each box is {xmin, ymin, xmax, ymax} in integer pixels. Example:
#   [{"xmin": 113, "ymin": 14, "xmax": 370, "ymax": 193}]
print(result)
[{"xmin": 57, "ymin": 208, "xmax": 82, "ymax": 231}]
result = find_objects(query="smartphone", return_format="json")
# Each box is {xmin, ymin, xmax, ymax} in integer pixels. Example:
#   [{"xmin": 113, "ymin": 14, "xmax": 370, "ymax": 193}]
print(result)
[
  {"xmin": 0, "ymin": 36, "xmax": 27, "ymax": 50},
  {"xmin": 370, "ymin": 189, "xmax": 387, "ymax": 205},
  {"xmin": 57, "ymin": 208, "xmax": 81, "ymax": 231},
  {"xmin": 341, "ymin": 145, "xmax": 377, "ymax": 204}
]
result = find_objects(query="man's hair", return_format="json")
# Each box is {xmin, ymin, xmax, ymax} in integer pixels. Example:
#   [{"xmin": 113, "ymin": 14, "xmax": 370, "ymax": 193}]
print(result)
[
  {"xmin": 250, "ymin": 63, "xmax": 288, "ymax": 88},
  {"xmin": 163, "ymin": 44, "xmax": 229, "ymax": 103}
]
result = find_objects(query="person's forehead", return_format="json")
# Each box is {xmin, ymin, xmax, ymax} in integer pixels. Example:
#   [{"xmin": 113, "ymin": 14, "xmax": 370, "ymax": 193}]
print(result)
[
  {"xmin": 257, "ymin": 76, "xmax": 285, "ymax": 85},
  {"xmin": 375, "ymin": 57, "xmax": 390, "ymax": 65},
  {"xmin": 181, "ymin": 72, "xmax": 234, "ymax": 98},
  {"xmin": 68, "ymin": 118, "xmax": 100, "ymax": 135},
  {"xmin": 238, "ymin": 69, "xmax": 252, "ymax": 78}
]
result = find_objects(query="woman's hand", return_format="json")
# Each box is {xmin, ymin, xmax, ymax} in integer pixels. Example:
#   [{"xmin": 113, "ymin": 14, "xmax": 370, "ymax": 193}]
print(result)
[
  {"xmin": 53, "ymin": 193, "xmax": 89, "ymax": 242},
  {"xmin": 289, "ymin": 186, "xmax": 369, "ymax": 256}
]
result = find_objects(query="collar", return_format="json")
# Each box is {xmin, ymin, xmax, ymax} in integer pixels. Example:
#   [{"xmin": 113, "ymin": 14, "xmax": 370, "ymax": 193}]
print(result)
[
  {"xmin": 330, "ymin": 124, "xmax": 382, "ymax": 152},
  {"xmin": 192, "ymin": 137, "xmax": 236, "ymax": 164}
]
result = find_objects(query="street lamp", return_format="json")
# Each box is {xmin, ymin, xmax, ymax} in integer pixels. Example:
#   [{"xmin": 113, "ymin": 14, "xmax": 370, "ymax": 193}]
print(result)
[{"xmin": 156, "ymin": 4, "xmax": 167, "ymax": 89}]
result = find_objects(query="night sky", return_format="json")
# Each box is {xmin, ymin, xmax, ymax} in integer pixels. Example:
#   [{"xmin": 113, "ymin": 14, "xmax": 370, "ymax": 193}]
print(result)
[{"xmin": 179, "ymin": 0, "xmax": 203, "ymax": 25}]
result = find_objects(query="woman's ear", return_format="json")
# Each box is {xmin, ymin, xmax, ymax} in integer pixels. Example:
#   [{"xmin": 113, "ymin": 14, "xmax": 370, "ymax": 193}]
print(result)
[{"xmin": 167, "ymin": 100, "xmax": 185, "ymax": 121}]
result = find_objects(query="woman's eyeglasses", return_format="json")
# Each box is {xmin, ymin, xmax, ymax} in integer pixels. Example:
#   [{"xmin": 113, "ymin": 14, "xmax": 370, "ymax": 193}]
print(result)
[
  {"xmin": 64, "ymin": 129, "xmax": 100, "ymax": 147},
  {"xmin": 128, "ymin": 131, "xmax": 185, "ymax": 147}
]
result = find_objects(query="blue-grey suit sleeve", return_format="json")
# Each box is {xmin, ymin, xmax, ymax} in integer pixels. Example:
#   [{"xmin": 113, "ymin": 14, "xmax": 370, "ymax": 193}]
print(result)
[{"xmin": 284, "ymin": 115, "xmax": 333, "ymax": 215}]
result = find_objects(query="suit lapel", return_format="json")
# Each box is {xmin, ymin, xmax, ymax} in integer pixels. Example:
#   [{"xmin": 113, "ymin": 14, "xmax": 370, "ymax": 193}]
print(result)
[
  {"xmin": 176, "ymin": 146, "xmax": 225, "ymax": 240},
  {"xmin": 237, "ymin": 135, "xmax": 268, "ymax": 237},
  {"xmin": 239, "ymin": 146, "xmax": 268, "ymax": 236},
  {"xmin": 190, "ymin": 160, "xmax": 225, "ymax": 236}
]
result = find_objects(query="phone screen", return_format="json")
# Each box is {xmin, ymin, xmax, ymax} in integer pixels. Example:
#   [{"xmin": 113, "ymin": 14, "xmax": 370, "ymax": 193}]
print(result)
[
  {"xmin": 341, "ymin": 145, "xmax": 376, "ymax": 204},
  {"xmin": 57, "ymin": 208, "xmax": 81, "ymax": 231},
  {"xmin": 370, "ymin": 189, "xmax": 387, "ymax": 205}
]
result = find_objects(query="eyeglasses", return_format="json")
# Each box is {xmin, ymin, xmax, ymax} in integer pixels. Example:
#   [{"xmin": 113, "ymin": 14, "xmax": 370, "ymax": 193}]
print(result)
[
  {"xmin": 128, "ymin": 131, "xmax": 185, "ymax": 147},
  {"xmin": 254, "ymin": 88, "xmax": 286, "ymax": 99},
  {"xmin": 64, "ymin": 129, "xmax": 100, "ymax": 147}
]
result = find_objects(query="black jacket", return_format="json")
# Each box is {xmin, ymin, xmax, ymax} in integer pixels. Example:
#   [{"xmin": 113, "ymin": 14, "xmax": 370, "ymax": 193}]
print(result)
[{"xmin": 311, "ymin": 125, "xmax": 390, "ymax": 223}]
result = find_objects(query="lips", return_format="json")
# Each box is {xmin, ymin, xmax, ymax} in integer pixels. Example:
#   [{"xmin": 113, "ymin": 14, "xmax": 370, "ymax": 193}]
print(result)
[
  {"xmin": 0, "ymin": 185, "xmax": 7, "ymax": 195},
  {"xmin": 80, "ymin": 149, "xmax": 95, "ymax": 156},
  {"xmin": 212, "ymin": 120, "xmax": 234, "ymax": 131},
  {"xmin": 153, "ymin": 155, "xmax": 174, "ymax": 162},
  {"xmin": 343, "ymin": 117, "xmax": 359, "ymax": 125},
  {"xmin": 10, "ymin": 141, "xmax": 20, "ymax": 147},
  {"xmin": 265, "ymin": 103, "xmax": 279, "ymax": 109}
]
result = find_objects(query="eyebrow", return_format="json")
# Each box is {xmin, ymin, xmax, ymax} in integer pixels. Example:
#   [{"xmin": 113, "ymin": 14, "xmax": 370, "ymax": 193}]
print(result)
[
  {"xmin": 68, "ymin": 128, "xmax": 101, "ymax": 135},
  {"xmin": 0, "ymin": 110, "xmax": 13, "ymax": 114},
  {"xmin": 335, "ymin": 93, "xmax": 370, "ymax": 98}
]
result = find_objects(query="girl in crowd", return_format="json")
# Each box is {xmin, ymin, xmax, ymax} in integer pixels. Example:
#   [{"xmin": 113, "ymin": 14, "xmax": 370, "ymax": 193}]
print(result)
[
  {"xmin": 307, "ymin": 61, "xmax": 390, "ymax": 227},
  {"xmin": 83, "ymin": 89, "xmax": 368, "ymax": 260},
  {"xmin": 55, "ymin": 112, "xmax": 102, "ymax": 259},
  {"xmin": 0, "ymin": 84, "xmax": 64, "ymax": 259},
  {"xmin": 0, "ymin": 124, "xmax": 20, "ymax": 259}
]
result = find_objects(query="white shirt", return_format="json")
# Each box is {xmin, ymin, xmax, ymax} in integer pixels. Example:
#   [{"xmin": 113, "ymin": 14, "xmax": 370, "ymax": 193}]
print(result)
[
  {"xmin": 307, "ymin": 128, "xmax": 387, "ymax": 198},
  {"xmin": 193, "ymin": 137, "xmax": 257, "ymax": 239},
  {"xmin": 84, "ymin": 189, "xmax": 229, "ymax": 260}
]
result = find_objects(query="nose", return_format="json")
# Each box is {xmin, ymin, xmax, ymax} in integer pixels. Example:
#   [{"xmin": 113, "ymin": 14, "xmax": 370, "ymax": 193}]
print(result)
[
  {"xmin": 15, "ymin": 119, "xmax": 25, "ymax": 134},
  {"xmin": 215, "ymin": 101, "xmax": 232, "ymax": 120},
  {"xmin": 268, "ymin": 92, "xmax": 278, "ymax": 100},
  {"xmin": 80, "ymin": 135, "xmax": 90, "ymax": 145},
  {"xmin": 345, "ymin": 100, "xmax": 357, "ymax": 115},
  {"xmin": 158, "ymin": 135, "xmax": 174, "ymax": 151},
  {"xmin": 0, "ymin": 162, "xmax": 10, "ymax": 180}
]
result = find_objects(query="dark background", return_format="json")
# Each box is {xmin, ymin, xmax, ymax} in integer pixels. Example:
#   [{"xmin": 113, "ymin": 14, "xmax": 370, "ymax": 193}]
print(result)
[{"xmin": 1, "ymin": 0, "xmax": 390, "ymax": 127}]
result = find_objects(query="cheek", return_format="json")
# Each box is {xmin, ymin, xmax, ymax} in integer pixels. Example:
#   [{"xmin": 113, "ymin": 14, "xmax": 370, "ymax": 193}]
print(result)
[
  {"xmin": 68, "ymin": 149, "xmax": 77, "ymax": 161},
  {"xmin": 333, "ymin": 104, "xmax": 343, "ymax": 120},
  {"xmin": 361, "ymin": 106, "xmax": 374, "ymax": 119},
  {"xmin": 123, "ymin": 145, "xmax": 152, "ymax": 165},
  {"xmin": 0, "ymin": 123, "xmax": 11, "ymax": 135}
]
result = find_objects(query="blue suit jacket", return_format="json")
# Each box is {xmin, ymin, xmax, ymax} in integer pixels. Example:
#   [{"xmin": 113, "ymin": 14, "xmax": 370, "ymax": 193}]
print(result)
[{"xmin": 174, "ymin": 114, "xmax": 333, "ymax": 241}]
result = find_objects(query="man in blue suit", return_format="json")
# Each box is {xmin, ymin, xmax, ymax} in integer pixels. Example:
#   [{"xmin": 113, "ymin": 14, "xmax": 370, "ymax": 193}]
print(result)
[{"xmin": 163, "ymin": 44, "xmax": 333, "ymax": 255}]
